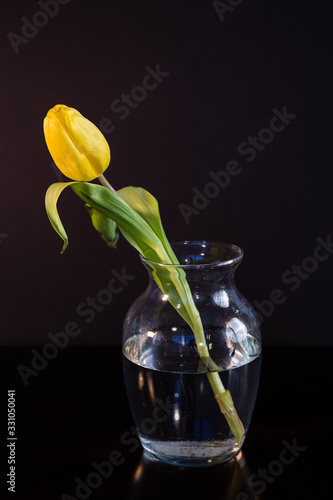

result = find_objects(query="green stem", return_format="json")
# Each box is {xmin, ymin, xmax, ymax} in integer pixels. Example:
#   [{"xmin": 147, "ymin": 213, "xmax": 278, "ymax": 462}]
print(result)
[
  {"xmin": 207, "ymin": 373, "xmax": 245, "ymax": 446},
  {"xmin": 192, "ymin": 315, "xmax": 244, "ymax": 446},
  {"xmin": 98, "ymin": 174, "xmax": 118, "ymax": 194}
]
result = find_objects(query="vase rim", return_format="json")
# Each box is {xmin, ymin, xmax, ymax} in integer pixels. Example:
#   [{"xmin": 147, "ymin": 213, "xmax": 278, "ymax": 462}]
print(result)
[{"xmin": 140, "ymin": 240, "xmax": 243, "ymax": 268}]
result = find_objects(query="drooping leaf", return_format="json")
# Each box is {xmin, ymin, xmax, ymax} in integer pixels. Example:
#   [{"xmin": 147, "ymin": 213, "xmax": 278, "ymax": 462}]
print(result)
[
  {"xmin": 46, "ymin": 182, "xmax": 197, "ymax": 328},
  {"xmin": 45, "ymin": 181, "xmax": 77, "ymax": 253},
  {"xmin": 85, "ymin": 204, "xmax": 119, "ymax": 248},
  {"xmin": 70, "ymin": 182, "xmax": 167, "ymax": 261}
]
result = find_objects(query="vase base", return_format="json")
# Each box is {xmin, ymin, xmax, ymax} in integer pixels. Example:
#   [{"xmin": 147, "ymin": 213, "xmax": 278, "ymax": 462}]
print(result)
[{"xmin": 141, "ymin": 438, "xmax": 241, "ymax": 467}]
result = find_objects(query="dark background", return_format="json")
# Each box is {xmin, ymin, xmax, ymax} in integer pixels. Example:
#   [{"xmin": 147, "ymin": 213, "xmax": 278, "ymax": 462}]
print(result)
[{"xmin": 1, "ymin": 0, "xmax": 332, "ymax": 347}]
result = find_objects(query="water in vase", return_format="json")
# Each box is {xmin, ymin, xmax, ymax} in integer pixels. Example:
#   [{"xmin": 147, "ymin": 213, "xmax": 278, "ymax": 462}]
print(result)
[{"xmin": 123, "ymin": 326, "xmax": 261, "ymax": 467}]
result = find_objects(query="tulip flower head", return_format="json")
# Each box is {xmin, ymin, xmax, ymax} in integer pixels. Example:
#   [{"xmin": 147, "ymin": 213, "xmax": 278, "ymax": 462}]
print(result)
[{"xmin": 44, "ymin": 104, "xmax": 110, "ymax": 181}]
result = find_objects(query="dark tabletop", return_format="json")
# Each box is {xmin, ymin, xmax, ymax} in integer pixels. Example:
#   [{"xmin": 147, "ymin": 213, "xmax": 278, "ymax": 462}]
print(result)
[{"xmin": 0, "ymin": 346, "xmax": 331, "ymax": 500}]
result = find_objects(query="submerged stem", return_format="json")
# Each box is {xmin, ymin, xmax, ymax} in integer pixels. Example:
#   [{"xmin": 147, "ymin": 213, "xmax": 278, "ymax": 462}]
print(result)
[
  {"xmin": 190, "ymin": 313, "xmax": 244, "ymax": 445},
  {"xmin": 207, "ymin": 373, "xmax": 245, "ymax": 446}
]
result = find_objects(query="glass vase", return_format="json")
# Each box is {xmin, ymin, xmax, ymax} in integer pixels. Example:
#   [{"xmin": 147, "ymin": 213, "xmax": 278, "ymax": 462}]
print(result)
[{"xmin": 122, "ymin": 241, "xmax": 261, "ymax": 467}]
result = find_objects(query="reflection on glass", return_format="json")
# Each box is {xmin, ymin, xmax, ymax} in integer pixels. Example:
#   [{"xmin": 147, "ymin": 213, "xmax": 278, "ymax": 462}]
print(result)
[{"xmin": 213, "ymin": 289, "xmax": 229, "ymax": 307}]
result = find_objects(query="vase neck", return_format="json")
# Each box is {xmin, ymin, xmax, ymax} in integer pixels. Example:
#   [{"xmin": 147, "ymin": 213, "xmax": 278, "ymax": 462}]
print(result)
[{"xmin": 141, "ymin": 241, "xmax": 242, "ymax": 289}]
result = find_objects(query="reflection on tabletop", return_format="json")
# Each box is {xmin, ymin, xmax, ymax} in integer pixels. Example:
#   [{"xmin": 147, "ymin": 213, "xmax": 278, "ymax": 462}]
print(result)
[{"xmin": 127, "ymin": 449, "xmax": 260, "ymax": 500}]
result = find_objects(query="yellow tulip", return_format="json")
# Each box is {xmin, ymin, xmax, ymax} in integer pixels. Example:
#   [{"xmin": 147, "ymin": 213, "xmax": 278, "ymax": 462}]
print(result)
[{"xmin": 43, "ymin": 104, "xmax": 110, "ymax": 181}]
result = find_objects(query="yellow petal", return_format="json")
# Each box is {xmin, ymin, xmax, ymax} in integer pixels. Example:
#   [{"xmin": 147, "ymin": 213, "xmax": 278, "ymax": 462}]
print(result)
[{"xmin": 43, "ymin": 104, "xmax": 111, "ymax": 181}]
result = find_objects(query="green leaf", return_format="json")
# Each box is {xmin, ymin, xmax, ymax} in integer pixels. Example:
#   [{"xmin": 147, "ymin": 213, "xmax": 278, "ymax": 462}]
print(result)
[
  {"xmin": 46, "ymin": 182, "xmax": 196, "ymax": 329},
  {"xmin": 117, "ymin": 186, "xmax": 176, "ymax": 263},
  {"xmin": 85, "ymin": 204, "xmax": 119, "ymax": 248},
  {"xmin": 117, "ymin": 187, "xmax": 200, "ymax": 327},
  {"xmin": 70, "ymin": 184, "xmax": 203, "ymax": 334},
  {"xmin": 45, "ymin": 181, "xmax": 77, "ymax": 253},
  {"xmin": 70, "ymin": 182, "xmax": 167, "ymax": 261},
  {"xmin": 46, "ymin": 182, "xmax": 205, "ymax": 343},
  {"xmin": 45, "ymin": 181, "xmax": 164, "ymax": 258}
]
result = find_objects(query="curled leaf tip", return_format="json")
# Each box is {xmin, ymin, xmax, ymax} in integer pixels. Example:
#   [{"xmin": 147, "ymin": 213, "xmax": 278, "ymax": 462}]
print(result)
[{"xmin": 61, "ymin": 240, "xmax": 69, "ymax": 254}]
